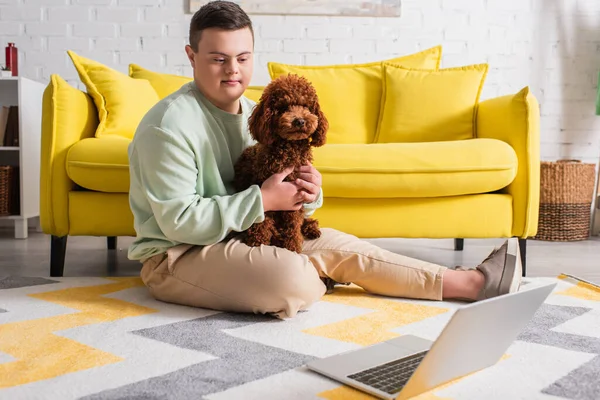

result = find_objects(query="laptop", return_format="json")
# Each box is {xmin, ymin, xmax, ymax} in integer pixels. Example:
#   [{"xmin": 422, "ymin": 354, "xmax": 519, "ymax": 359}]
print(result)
[{"xmin": 306, "ymin": 280, "xmax": 557, "ymax": 400}]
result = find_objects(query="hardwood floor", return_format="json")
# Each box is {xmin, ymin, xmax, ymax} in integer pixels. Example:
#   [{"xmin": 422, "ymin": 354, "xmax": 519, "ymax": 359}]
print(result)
[{"xmin": 1, "ymin": 229, "xmax": 599, "ymax": 284}]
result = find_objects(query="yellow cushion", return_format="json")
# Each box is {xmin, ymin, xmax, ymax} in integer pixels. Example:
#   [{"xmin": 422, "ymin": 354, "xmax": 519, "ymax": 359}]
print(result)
[
  {"xmin": 66, "ymin": 135, "xmax": 130, "ymax": 193},
  {"xmin": 267, "ymin": 46, "xmax": 443, "ymax": 144},
  {"xmin": 67, "ymin": 51, "xmax": 159, "ymax": 139},
  {"xmin": 376, "ymin": 63, "xmax": 488, "ymax": 143},
  {"xmin": 129, "ymin": 63, "xmax": 192, "ymax": 99},
  {"xmin": 129, "ymin": 63, "xmax": 265, "ymax": 102},
  {"xmin": 313, "ymin": 138, "xmax": 517, "ymax": 198},
  {"xmin": 243, "ymin": 86, "xmax": 264, "ymax": 102}
]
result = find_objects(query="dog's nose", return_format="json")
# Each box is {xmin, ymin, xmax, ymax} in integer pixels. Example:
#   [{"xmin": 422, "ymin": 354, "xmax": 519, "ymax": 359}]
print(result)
[{"xmin": 293, "ymin": 118, "xmax": 305, "ymax": 128}]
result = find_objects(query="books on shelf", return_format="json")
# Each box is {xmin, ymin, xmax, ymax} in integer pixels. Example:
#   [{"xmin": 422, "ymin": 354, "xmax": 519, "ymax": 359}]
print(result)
[
  {"xmin": 0, "ymin": 106, "xmax": 19, "ymax": 147},
  {"xmin": 0, "ymin": 106, "xmax": 8, "ymax": 146},
  {"xmin": 0, "ymin": 165, "xmax": 19, "ymax": 216}
]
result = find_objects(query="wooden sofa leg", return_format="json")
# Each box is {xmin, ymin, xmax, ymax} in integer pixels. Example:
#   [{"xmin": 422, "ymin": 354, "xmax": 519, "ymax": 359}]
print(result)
[
  {"xmin": 454, "ymin": 238, "xmax": 464, "ymax": 251},
  {"xmin": 107, "ymin": 236, "xmax": 117, "ymax": 250},
  {"xmin": 51, "ymin": 235, "xmax": 67, "ymax": 277},
  {"xmin": 519, "ymin": 238, "xmax": 527, "ymax": 277}
]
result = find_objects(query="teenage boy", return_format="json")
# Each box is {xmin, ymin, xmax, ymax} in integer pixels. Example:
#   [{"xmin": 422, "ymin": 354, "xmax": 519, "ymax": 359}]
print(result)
[{"xmin": 127, "ymin": 1, "xmax": 523, "ymax": 319}]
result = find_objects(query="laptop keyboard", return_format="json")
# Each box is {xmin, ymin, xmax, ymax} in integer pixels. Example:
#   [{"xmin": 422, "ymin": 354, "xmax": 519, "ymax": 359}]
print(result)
[{"xmin": 347, "ymin": 350, "xmax": 429, "ymax": 395}]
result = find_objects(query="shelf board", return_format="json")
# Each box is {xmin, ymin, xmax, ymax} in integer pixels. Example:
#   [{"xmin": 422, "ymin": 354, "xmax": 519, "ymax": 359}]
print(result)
[
  {"xmin": 0, "ymin": 146, "xmax": 19, "ymax": 151},
  {"xmin": 0, "ymin": 215, "xmax": 22, "ymax": 219}
]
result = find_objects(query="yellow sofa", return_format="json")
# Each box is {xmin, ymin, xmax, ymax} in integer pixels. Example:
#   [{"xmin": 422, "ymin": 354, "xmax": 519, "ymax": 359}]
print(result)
[{"xmin": 40, "ymin": 47, "xmax": 540, "ymax": 277}]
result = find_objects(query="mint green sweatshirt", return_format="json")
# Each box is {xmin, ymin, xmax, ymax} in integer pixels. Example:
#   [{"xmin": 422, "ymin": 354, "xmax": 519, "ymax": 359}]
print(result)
[{"xmin": 127, "ymin": 81, "xmax": 323, "ymax": 261}]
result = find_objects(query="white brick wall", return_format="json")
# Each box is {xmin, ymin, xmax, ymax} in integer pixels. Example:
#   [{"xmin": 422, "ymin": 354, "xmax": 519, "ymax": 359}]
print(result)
[{"xmin": 0, "ymin": 0, "xmax": 599, "ymax": 165}]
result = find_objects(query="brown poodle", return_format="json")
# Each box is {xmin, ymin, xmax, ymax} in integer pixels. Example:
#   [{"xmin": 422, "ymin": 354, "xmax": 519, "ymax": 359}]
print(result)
[{"xmin": 233, "ymin": 73, "xmax": 328, "ymax": 253}]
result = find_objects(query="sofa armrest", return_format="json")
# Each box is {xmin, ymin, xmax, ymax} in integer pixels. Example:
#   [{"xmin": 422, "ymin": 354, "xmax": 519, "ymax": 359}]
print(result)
[
  {"xmin": 40, "ymin": 74, "xmax": 98, "ymax": 237},
  {"xmin": 476, "ymin": 87, "xmax": 541, "ymax": 238}
]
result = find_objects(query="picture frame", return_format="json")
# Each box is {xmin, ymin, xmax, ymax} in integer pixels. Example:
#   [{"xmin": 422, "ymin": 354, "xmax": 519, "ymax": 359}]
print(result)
[{"xmin": 188, "ymin": 1, "xmax": 401, "ymax": 17}]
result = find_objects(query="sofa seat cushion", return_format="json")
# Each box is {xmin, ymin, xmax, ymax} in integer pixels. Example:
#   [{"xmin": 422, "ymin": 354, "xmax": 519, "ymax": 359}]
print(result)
[
  {"xmin": 66, "ymin": 136, "xmax": 517, "ymax": 198},
  {"xmin": 67, "ymin": 135, "xmax": 130, "ymax": 193},
  {"xmin": 312, "ymin": 138, "xmax": 517, "ymax": 198}
]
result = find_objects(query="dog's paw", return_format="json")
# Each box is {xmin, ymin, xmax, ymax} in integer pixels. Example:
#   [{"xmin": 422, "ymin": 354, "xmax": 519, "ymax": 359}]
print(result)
[
  {"xmin": 301, "ymin": 219, "xmax": 321, "ymax": 240},
  {"xmin": 303, "ymin": 228, "xmax": 321, "ymax": 240}
]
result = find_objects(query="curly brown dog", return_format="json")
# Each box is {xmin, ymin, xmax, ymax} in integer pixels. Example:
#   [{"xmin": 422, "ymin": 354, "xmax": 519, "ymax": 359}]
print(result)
[{"xmin": 233, "ymin": 74, "xmax": 328, "ymax": 253}]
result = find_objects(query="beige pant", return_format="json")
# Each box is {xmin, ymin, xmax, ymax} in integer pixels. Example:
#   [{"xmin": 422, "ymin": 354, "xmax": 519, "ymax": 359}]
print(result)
[{"xmin": 140, "ymin": 228, "xmax": 447, "ymax": 319}]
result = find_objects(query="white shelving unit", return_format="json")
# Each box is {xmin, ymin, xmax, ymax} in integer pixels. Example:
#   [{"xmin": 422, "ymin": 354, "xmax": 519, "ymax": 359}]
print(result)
[
  {"xmin": 593, "ymin": 173, "xmax": 600, "ymax": 236},
  {"xmin": 0, "ymin": 76, "xmax": 45, "ymax": 239}
]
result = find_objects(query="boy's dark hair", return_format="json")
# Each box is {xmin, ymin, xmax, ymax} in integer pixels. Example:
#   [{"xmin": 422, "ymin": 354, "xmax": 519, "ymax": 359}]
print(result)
[{"xmin": 189, "ymin": 1, "xmax": 254, "ymax": 51}]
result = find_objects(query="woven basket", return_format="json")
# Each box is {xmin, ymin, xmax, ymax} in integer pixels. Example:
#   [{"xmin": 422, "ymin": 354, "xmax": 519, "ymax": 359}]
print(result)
[
  {"xmin": 0, "ymin": 165, "xmax": 13, "ymax": 216},
  {"xmin": 534, "ymin": 160, "xmax": 597, "ymax": 241}
]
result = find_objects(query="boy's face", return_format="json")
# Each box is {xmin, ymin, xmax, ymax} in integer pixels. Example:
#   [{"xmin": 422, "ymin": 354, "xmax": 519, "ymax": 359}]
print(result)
[{"xmin": 185, "ymin": 27, "xmax": 254, "ymax": 113}]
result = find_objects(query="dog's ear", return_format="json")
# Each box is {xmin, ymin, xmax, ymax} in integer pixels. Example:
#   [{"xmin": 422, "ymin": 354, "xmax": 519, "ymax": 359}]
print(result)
[
  {"xmin": 248, "ymin": 98, "xmax": 275, "ymax": 145},
  {"xmin": 310, "ymin": 101, "xmax": 328, "ymax": 147}
]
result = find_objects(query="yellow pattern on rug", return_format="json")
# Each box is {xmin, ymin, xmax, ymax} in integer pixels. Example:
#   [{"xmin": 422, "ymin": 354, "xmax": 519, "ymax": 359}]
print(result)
[
  {"xmin": 0, "ymin": 277, "xmax": 156, "ymax": 388},
  {"xmin": 303, "ymin": 285, "xmax": 449, "ymax": 346},
  {"xmin": 557, "ymin": 274, "xmax": 600, "ymax": 301},
  {"xmin": 317, "ymin": 384, "xmax": 453, "ymax": 400}
]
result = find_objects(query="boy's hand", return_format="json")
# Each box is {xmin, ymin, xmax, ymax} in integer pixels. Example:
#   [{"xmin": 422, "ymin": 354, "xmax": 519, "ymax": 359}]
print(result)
[
  {"xmin": 295, "ymin": 163, "xmax": 322, "ymax": 204},
  {"xmin": 261, "ymin": 167, "xmax": 311, "ymax": 212}
]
